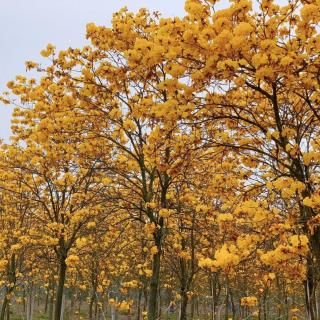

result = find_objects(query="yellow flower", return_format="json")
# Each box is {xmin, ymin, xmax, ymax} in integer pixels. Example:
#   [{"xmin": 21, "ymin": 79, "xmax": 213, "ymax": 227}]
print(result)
[
  {"xmin": 65, "ymin": 255, "xmax": 80, "ymax": 266},
  {"xmin": 40, "ymin": 43, "xmax": 55, "ymax": 57},
  {"xmin": 240, "ymin": 296, "xmax": 258, "ymax": 307},
  {"xmin": 234, "ymin": 22, "xmax": 253, "ymax": 36},
  {"xmin": 198, "ymin": 257, "xmax": 215, "ymax": 268},
  {"xmin": 150, "ymin": 246, "xmax": 158, "ymax": 255}
]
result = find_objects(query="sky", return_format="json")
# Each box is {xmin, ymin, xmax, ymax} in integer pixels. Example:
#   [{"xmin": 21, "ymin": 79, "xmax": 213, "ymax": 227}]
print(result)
[{"xmin": 0, "ymin": 0, "xmax": 186, "ymax": 141}]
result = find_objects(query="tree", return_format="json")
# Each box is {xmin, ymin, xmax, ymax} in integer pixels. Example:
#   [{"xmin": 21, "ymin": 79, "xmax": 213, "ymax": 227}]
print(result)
[
  {"xmin": 2, "ymin": 0, "xmax": 320, "ymax": 319},
  {"xmin": 0, "ymin": 137, "xmax": 113, "ymax": 320},
  {"xmin": 0, "ymin": 184, "xmax": 34, "ymax": 320},
  {"xmin": 144, "ymin": 0, "xmax": 320, "ymax": 318}
]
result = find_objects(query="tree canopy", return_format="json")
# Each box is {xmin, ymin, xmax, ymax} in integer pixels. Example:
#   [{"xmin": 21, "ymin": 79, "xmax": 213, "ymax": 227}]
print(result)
[{"xmin": 1, "ymin": 0, "xmax": 320, "ymax": 319}]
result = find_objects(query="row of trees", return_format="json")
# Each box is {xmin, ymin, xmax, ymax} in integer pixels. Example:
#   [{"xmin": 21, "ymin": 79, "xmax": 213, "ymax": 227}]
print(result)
[{"xmin": 1, "ymin": 0, "xmax": 320, "ymax": 319}]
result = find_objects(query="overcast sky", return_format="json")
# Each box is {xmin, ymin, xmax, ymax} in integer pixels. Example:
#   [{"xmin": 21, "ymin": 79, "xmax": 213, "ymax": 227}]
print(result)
[{"xmin": 0, "ymin": 0, "xmax": 186, "ymax": 141}]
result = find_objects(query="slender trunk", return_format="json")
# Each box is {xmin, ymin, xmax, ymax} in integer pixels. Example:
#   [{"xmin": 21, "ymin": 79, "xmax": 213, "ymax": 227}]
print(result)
[
  {"xmin": 5, "ymin": 303, "xmax": 9, "ymax": 320},
  {"xmin": 196, "ymin": 296, "xmax": 199, "ymax": 319},
  {"xmin": 224, "ymin": 285, "xmax": 229, "ymax": 320},
  {"xmin": 262, "ymin": 289, "xmax": 268, "ymax": 320},
  {"xmin": 143, "ymin": 287, "xmax": 148, "ymax": 312},
  {"xmin": 283, "ymin": 287, "xmax": 289, "ymax": 320},
  {"xmin": 136, "ymin": 288, "xmax": 142, "ymax": 320},
  {"xmin": 54, "ymin": 259, "xmax": 67, "ymax": 320},
  {"xmin": 211, "ymin": 281, "xmax": 215, "ymax": 320},
  {"xmin": 61, "ymin": 293, "xmax": 65, "ymax": 320},
  {"xmin": 78, "ymin": 297, "xmax": 82, "ymax": 320},
  {"xmin": 157, "ymin": 285, "xmax": 162, "ymax": 320},
  {"xmin": 210, "ymin": 274, "xmax": 220, "ymax": 320},
  {"xmin": 1, "ymin": 287, "xmax": 15, "ymax": 320},
  {"xmin": 179, "ymin": 253, "xmax": 189, "ymax": 320},
  {"xmin": 89, "ymin": 293, "xmax": 95, "ymax": 320},
  {"xmin": 23, "ymin": 289, "xmax": 26, "ymax": 315},
  {"xmin": 307, "ymin": 231, "xmax": 320, "ymax": 320},
  {"xmin": 49, "ymin": 285, "xmax": 55, "ymax": 320},
  {"xmin": 45, "ymin": 286, "xmax": 50, "ymax": 314},
  {"xmin": 1, "ymin": 256, "xmax": 16, "ymax": 320},
  {"xmin": 27, "ymin": 284, "xmax": 34, "ymax": 320},
  {"xmin": 305, "ymin": 262, "xmax": 316, "ymax": 320},
  {"xmin": 69, "ymin": 290, "xmax": 75, "ymax": 320},
  {"xmin": 180, "ymin": 291, "xmax": 188, "ymax": 320},
  {"xmin": 94, "ymin": 297, "xmax": 98, "ymax": 320},
  {"xmin": 37, "ymin": 286, "xmax": 41, "ymax": 307},
  {"xmin": 229, "ymin": 289, "xmax": 235, "ymax": 319},
  {"xmin": 190, "ymin": 295, "xmax": 194, "ymax": 320},
  {"xmin": 46, "ymin": 278, "xmax": 54, "ymax": 314},
  {"xmin": 0, "ymin": 296, "xmax": 9, "ymax": 320},
  {"xmin": 148, "ymin": 233, "xmax": 162, "ymax": 320},
  {"xmin": 298, "ymin": 179, "xmax": 320, "ymax": 320},
  {"xmin": 111, "ymin": 300, "xmax": 117, "ymax": 320}
]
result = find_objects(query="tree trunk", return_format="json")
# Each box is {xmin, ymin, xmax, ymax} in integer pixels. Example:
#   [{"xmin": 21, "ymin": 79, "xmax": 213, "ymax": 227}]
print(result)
[
  {"xmin": 45, "ymin": 287, "xmax": 50, "ymax": 314},
  {"xmin": 1, "ymin": 256, "xmax": 16, "ymax": 320},
  {"xmin": 210, "ymin": 274, "xmax": 220, "ymax": 320},
  {"xmin": 61, "ymin": 293, "xmax": 65, "ymax": 320},
  {"xmin": 27, "ymin": 284, "xmax": 34, "ymax": 320},
  {"xmin": 23, "ymin": 289, "xmax": 26, "ymax": 315},
  {"xmin": 305, "ymin": 261, "xmax": 316, "ymax": 320},
  {"xmin": 136, "ymin": 288, "xmax": 142, "ymax": 320},
  {"xmin": 262, "ymin": 289, "xmax": 268, "ymax": 320},
  {"xmin": 224, "ymin": 285, "xmax": 229, "ymax": 320},
  {"xmin": 190, "ymin": 295, "xmax": 194, "ymax": 320},
  {"xmin": 94, "ymin": 297, "xmax": 98, "ymax": 320},
  {"xmin": 178, "ymin": 253, "xmax": 189, "ymax": 320},
  {"xmin": 190, "ymin": 296, "xmax": 195, "ymax": 320},
  {"xmin": 307, "ymin": 230, "xmax": 320, "ymax": 320},
  {"xmin": 54, "ymin": 259, "xmax": 67, "ymax": 320},
  {"xmin": 0, "ymin": 295, "xmax": 9, "ymax": 320},
  {"xmin": 49, "ymin": 285, "xmax": 55, "ymax": 320},
  {"xmin": 297, "ymin": 174, "xmax": 320, "ymax": 320},
  {"xmin": 69, "ymin": 289, "xmax": 75, "ymax": 320},
  {"xmin": 111, "ymin": 300, "xmax": 117, "ymax": 320},
  {"xmin": 148, "ymin": 235, "xmax": 162, "ymax": 320},
  {"xmin": 89, "ymin": 292, "xmax": 95, "ymax": 320},
  {"xmin": 180, "ymin": 291, "xmax": 188, "ymax": 320},
  {"xmin": 157, "ymin": 285, "xmax": 162, "ymax": 320},
  {"xmin": 229, "ymin": 288, "xmax": 235, "ymax": 319},
  {"xmin": 5, "ymin": 302, "xmax": 9, "ymax": 320},
  {"xmin": 143, "ymin": 287, "xmax": 148, "ymax": 312}
]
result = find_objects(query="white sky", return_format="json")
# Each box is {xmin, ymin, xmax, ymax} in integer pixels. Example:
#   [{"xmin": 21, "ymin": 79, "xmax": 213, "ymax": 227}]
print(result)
[{"xmin": 0, "ymin": 0, "xmax": 186, "ymax": 141}]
